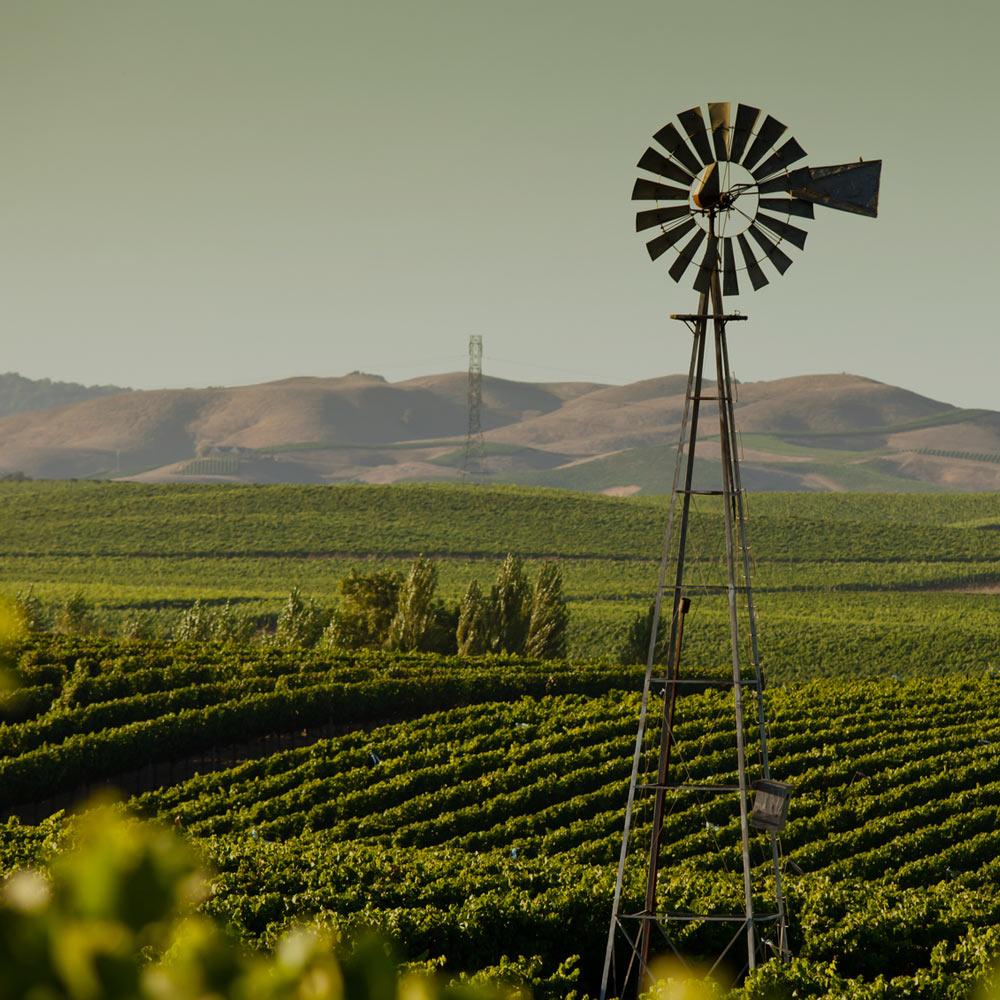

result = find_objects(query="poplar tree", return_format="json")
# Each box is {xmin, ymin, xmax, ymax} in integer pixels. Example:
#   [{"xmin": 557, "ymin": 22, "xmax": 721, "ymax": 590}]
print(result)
[
  {"xmin": 386, "ymin": 556, "xmax": 439, "ymax": 652},
  {"xmin": 489, "ymin": 553, "xmax": 531, "ymax": 655},
  {"xmin": 456, "ymin": 578, "xmax": 491, "ymax": 656},
  {"xmin": 525, "ymin": 561, "xmax": 568, "ymax": 660}
]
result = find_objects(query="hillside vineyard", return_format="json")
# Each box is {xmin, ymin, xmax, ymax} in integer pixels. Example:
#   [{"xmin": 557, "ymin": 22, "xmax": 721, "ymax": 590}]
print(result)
[
  {"xmin": 0, "ymin": 485, "xmax": 998, "ymax": 997},
  {"xmin": 0, "ymin": 638, "xmax": 998, "ymax": 996}
]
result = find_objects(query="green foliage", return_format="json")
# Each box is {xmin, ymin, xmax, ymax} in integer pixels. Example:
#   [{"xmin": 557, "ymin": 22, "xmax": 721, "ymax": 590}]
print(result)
[
  {"xmin": 174, "ymin": 601, "xmax": 217, "ymax": 643},
  {"xmin": 0, "ymin": 642, "xmax": 1000, "ymax": 993},
  {"xmin": 326, "ymin": 570, "xmax": 403, "ymax": 651},
  {"xmin": 13, "ymin": 586, "xmax": 47, "ymax": 634},
  {"xmin": 173, "ymin": 601, "xmax": 254, "ymax": 645},
  {"xmin": 275, "ymin": 589, "xmax": 327, "ymax": 648},
  {"xmin": 55, "ymin": 591, "xmax": 96, "ymax": 637},
  {"xmin": 387, "ymin": 558, "xmax": 440, "ymax": 653},
  {"xmin": 0, "ymin": 804, "xmax": 486, "ymax": 1000},
  {"xmin": 2, "ymin": 484, "xmax": 1000, "ymax": 993},
  {"xmin": 456, "ymin": 581, "xmax": 491, "ymax": 657},
  {"xmin": 119, "ymin": 611, "xmax": 157, "ymax": 641},
  {"xmin": 0, "ymin": 484, "xmax": 998, "ymax": 667},
  {"xmin": 524, "ymin": 564, "xmax": 567, "ymax": 661},
  {"xmin": 490, "ymin": 556, "xmax": 530, "ymax": 656}
]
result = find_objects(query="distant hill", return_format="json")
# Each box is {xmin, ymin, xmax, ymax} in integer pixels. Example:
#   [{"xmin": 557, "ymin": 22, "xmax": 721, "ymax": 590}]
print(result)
[
  {"xmin": 0, "ymin": 372, "xmax": 128, "ymax": 420},
  {"xmin": 0, "ymin": 369, "xmax": 996, "ymax": 491}
]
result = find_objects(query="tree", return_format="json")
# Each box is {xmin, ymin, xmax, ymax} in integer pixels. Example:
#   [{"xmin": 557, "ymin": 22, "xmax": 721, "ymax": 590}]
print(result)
[
  {"xmin": 274, "ymin": 588, "xmax": 327, "ymax": 647},
  {"xmin": 489, "ymin": 554, "xmax": 530, "ymax": 655},
  {"xmin": 14, "ymin": 586, "xmax": 47, "ymax": 633},
  {"xmin": 325, "ymin": 569, "xmax": 402, "ymax": 650},
  {"xmin": 174, "ymin": 600, "xmax": 214, "ymax": 643},
  {"xmin": 456, "ymin": 579, "xmax": 492, "ymax": 656},
  {"xmin": 386, "ymin": 557, "xmax": 439, "ymax": 652},
  {"xmin": 211, "ymin": 600, "xmax": 257, "ymax": 645},
  {"xmin": 525, "ymin": 562, "xmax": 568, "ymax": 660},
  {"xmin": 55, "ymin": 591, "xmax": 96, "ymax": 636}
]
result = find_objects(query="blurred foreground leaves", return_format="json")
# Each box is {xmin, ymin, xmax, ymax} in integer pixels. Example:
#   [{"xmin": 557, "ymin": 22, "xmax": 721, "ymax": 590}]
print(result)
[{"xmin": 0, "ymin": 804, "xmax": 546, "ymax": 1000}]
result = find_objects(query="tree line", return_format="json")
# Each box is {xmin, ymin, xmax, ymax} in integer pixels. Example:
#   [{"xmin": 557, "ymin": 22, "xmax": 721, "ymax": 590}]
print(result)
[
  {"xmin": 12, "ymin": 555, "xmax": 569, "ymax": 660},
  {"xmin": 325, "ymin": 554, "xmax": 568, "ymax": 659}
]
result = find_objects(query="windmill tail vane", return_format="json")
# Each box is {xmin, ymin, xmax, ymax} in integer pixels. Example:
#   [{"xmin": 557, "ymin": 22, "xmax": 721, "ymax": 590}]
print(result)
[{"xmin": 601, "ymin": 102, "xmax": 881, "ymax": 999}]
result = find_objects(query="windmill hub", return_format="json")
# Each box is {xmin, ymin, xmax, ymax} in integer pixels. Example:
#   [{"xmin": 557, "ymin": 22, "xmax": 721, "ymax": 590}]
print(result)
[{"xmin": 689, "ymin": 161, "xmax": 759, "ymax": 236}]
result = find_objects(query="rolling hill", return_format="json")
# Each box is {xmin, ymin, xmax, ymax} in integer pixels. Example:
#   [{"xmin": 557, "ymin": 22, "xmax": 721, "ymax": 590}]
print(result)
[{"xmin": 0, "ymin": 370, "xmax": 996, "ymax": 491}]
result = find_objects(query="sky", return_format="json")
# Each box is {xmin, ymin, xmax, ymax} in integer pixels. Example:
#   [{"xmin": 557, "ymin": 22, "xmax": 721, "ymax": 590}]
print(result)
[{"xmin": 1, "ymin": 1, "xmax": 997, "ymax": 408}]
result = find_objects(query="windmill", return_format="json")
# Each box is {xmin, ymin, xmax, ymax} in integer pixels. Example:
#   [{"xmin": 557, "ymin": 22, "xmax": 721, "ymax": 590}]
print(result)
[{"xmin": 600, "ymin": 102, "xmax": 880, "ymax": 997}]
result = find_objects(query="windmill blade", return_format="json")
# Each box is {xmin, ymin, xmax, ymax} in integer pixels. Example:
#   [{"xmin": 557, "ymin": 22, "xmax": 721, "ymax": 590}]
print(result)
[
  {"xmin": 756, "ymin": 212, "xmax": 808, "ymax": 250},
  {"xmin": 652, "ymin": 122, "xmax": 701, "ymax": 176},
  {"xmin": 742, "ymin": 114, "xmax": 786, "ymax": 171},
  {"xmin": 677, "ymin": 106, "xmax": 715, "ymax": 166},
  {"xmin": 736, "ymin": 234, "xmax": 768, "ymax": 289},
  {"xmin": 722, "ymin": 238, "xmax": 739, "ymax": 296},
  {"xmin": 756, "ymin": 166, "xmax": 810, "ymax": 195},
  {"xmin": 637, "ymin": 147, "xmax": 695, "ymax": 187},
  {"xmin": 728, "ymin": 104, "xmax": 760, "ymax": 163},
  {"xmin": 708, "ymin": 102, "xmax": 731, "ymax": 161},
  {"xmin": 693, "ymin": 235, "xmax": 719, "ymax": 293},
  {"xmin": 646, "ymin": 218, "xmax": 697, "ymax": 260},
  {"xmin": 758, "ymin": 197, "xmax": 814, "ymax": 219},
  {"xmin": 752, "ymin": 137, "xmax": 807, "ymax": 181},
  {"xmin": 737, "ymin": 233, "xmax": 768, "ymax": 290},
  {"xmin": 668, "ymin": 229, "xmax": 706, "ymax": 283},
  {"xmin": 636, "ymin": 205, "xmax": 692, "ymax": 232},
  {"xmin": 791, "ymin": 160, "xmax": 881, "ymax": 217},
  {"xmin": 632, "ymin": 178, "xmax": 690, "ymax": 201},
  {"xmin": 747, "ymin": 222, "xmax": 793, "ymax": 274}
]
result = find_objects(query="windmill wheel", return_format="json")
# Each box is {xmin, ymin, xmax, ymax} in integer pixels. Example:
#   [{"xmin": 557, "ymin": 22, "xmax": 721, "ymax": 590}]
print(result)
[{"xmin": 632, "ymin": 102, "xmax": 881, "ymax": 295}]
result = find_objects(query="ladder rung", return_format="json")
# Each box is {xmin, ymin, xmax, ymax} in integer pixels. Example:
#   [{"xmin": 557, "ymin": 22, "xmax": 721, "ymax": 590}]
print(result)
[
  {"xmin": 638, "ymin": 783, "xmax": 741, "ymax": 794},
  {"xmin": 651, "ymin": 677, "xmax": 760, "ymax": 689},
  {"xmin": 622, "ymin": 911, "xmax": 779, "ymax": 924}
]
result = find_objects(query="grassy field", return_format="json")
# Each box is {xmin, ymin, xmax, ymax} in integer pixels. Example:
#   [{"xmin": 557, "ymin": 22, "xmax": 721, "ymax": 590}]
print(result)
[{"xmin": 0, "ymin": 482, "xmax": 996, "ymax": 673}]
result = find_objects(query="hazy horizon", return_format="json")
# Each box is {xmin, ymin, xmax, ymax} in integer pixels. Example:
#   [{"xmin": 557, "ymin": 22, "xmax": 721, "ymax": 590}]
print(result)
[{"xmin": 2, "ymin": 1, "xmax": 997, "ymax": 408}]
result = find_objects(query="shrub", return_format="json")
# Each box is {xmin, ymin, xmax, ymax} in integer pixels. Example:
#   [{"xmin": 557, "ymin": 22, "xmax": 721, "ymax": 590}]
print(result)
[{"xmin": 55, "ymin": 591, "xmax": 96, "ymax": 637}]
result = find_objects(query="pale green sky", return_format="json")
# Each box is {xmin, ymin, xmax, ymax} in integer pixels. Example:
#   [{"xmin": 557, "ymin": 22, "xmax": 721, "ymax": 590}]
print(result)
[{"xmin": 1, "ymin": 1, "xmax": 997, "ymax": 408}]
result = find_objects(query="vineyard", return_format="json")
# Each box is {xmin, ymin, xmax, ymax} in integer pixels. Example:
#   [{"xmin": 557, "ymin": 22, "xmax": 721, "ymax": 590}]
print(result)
[
  {"xmin": 0, "ymin": 634, "xmax": 998, "ymax": 996},
  {"xmin": 0, "ymin": 484, "xmax": 997, "ymax": 996},
  {"xmin": 0, "ymin": 483, "xmax": 997, "ymax": 668}
]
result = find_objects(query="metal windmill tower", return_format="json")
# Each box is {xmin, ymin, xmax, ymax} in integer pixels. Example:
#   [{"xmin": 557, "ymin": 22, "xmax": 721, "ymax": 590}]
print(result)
[
  {"xmin": 462, "ymin": 335, "xmax": 485, "ymax": 481},
  {"xmin": 600, "ymin": 102, "xmax": 881, "ymax": 997}
]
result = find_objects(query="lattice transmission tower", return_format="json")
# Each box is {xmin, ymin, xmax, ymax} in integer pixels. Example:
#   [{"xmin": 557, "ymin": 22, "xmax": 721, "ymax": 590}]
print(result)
[{"xmin": 462, "ymin": 335, "xmax": 485, "ymax": 482}]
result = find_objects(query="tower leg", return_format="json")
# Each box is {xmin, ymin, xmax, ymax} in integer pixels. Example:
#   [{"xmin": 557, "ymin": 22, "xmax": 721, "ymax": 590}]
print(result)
[
  {"xmin": 601, "ymin": 245, "xmax": 789, "ymax": 997},
  {"xmin": 709, "ymin": 266, "xmax": 757, "ymax": 970},
  {"xmin": 600, "ymin": 311, "xmax": 706, "ymax": 1000}
]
